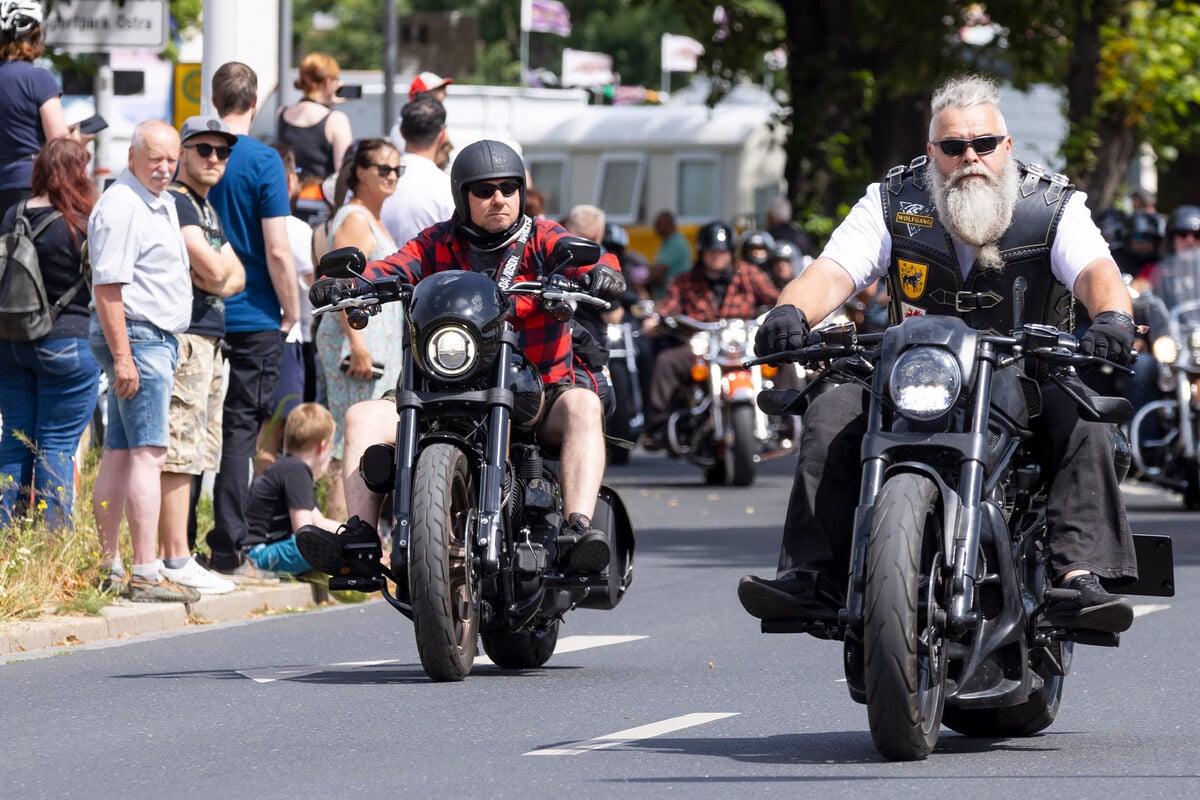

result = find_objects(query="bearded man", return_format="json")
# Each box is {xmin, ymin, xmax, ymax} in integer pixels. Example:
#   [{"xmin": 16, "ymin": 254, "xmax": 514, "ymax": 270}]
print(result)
[{"xmin": 737, "ymin": 74, "xmax": 1140, "ymax": 633}]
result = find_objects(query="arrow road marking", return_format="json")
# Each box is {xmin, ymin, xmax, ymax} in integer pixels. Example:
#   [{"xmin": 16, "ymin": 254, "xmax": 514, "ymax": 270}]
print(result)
[
  {"xmin": 237, "ymin": 634, "xmax": 648, "ymax": 683},
  {"xmin": 524, "ymin": 713, "xmax": 740, "ymax": 756}
]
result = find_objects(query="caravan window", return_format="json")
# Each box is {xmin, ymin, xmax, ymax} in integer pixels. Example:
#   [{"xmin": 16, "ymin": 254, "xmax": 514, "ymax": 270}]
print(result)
[
  {"xmin": 675, "ymin": 154, "xmax": 720, "ymax": 220},
  {"xmin": 527, "ymin": 155, "xmax": 569, "ymax": 219},
  {"xmin": 596, "ymin": 153, "xmax": 646, "ymax": 224}
]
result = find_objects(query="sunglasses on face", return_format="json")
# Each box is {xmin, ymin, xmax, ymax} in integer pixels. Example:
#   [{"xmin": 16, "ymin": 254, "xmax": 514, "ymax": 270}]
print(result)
[
  {"xmin": 931, "ymin": 135, "xmax": 1007, "ymax": 157},
  {"xmin": 468, "ymin": 179, "xmax": 521, "ymax": 199},
  {"xmin": 184, "ymin": 142, "xmax": 232, "ymax": 160},
  {"xmin": 369, "ymin": 163, "xmax": 403, "ymax": 178},
  {"xmin": 1174, "ymin": 230, "xmax": 1200, "ymax": 240}
]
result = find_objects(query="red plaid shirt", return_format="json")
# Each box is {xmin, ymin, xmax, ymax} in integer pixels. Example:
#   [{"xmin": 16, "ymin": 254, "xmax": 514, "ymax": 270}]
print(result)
[
  {"xmin": 655, "ymin": 261, "xmax": 780, "ymax": 322},
  {"xmin": 366, "ymin": 217, "xmax": 620, "ymax": 382}
]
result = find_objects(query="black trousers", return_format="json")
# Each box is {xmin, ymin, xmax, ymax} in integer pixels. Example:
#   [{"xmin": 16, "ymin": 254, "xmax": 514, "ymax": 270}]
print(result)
[
  {"xmin": 646, "ymin": 344, "xmax": 693, "ymax": 430},
  {"xmin": 776, "ymin": 380, "xmax": 1138, "ymax": 585},
  {"xmin": 207, "ymin": 329, "xmax": 283, "ymax": 570}
]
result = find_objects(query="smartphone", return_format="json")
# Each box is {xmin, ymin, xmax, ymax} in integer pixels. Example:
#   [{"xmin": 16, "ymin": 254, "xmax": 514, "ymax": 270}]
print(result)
[
  {"xmin": 75, "ymin": 114, "xmax": 108, "ymax": 135},
  {"xmin": 339, "ymin": 355, "xmax": 385, "ymax": 379},
  {"xmin": 335, "ymin": 84, "xmax": 363, "ymax": 99}
]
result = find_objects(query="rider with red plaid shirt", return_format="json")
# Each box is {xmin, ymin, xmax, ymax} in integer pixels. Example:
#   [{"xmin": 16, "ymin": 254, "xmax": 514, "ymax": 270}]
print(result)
[{"xmin": 299, "ymin": 140, "xmax": 624, "ymax": 574}]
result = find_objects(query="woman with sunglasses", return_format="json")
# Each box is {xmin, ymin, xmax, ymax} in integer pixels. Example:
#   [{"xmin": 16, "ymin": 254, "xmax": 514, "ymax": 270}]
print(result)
[{"xmin": 314, "ymin": 137, "xmax": 402, "ymax": 520}]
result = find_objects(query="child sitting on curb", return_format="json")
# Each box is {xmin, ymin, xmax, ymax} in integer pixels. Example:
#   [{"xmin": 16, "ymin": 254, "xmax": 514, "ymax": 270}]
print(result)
[{"xmin": 243, "ymin": 403, "xmax": 341, "ymax": 575}]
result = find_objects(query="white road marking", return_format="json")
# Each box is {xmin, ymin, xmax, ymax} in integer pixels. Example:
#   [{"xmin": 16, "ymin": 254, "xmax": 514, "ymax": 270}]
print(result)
[
  {"xmin": 1133, "ymin": 603, "xmax": 1171, "ymax": 617},
  {"xmin": 523, "ymin": 713, "xmax": 740, "ymax": 756},
  {"xmin": 237, "ymin": 634, "xmax": 647, "ymax": 682}
]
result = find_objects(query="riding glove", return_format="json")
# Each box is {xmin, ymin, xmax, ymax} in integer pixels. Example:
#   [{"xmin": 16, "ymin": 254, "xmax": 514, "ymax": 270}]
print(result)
[
  {"xmin": 309, "ymin": 277, "xmax": 367, "ymax": 308},
  {"xmin": 580, "ymin": 264, "xmax": 626, "ymax": 302},
  {"xmin": 755, "ymin": 304, "xmax": 810, "ymax": 356},
  {"xmin": 1079, "ymin": 310, "xmax": 1136, "ymax": 366}
]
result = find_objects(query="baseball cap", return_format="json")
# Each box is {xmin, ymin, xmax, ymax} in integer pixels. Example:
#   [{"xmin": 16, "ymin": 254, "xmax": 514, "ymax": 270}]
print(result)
[
  {"xmin": 179, "ymin": 115, "xmax": 238, "ymax": 147},
  {"xmin": 409, "ymin": 71, "xmax": 454, "ymax": 101}
]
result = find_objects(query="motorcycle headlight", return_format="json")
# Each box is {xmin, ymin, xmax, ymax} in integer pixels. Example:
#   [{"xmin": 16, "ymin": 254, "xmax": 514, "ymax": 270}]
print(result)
[
  {"xmin": 689, "ymin": 331, "xmax": 709, "ymax": 356},
  {"xmin": 888, "ymin": 347, "xmax": 961, "ymax": 421},
  {"xmin": 1152, "ymin": 335, "xmax": 1179, "ymax": 365},
  {"xmin": 719, "ymin": 321, "xmax": 748, "ymax": 352},
  {"xmin": 426, "ymin": 325, "xmax": 477, "ymax": 379}
]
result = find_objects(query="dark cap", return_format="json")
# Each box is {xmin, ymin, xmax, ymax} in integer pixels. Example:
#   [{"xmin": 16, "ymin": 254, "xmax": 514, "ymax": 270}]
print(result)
[{"xmin": 179, "ymin": 115, "xmax": 238, "ymax": 147}]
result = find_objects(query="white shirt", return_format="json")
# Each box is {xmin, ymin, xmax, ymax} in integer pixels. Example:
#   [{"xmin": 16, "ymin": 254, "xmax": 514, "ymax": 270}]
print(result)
[
  {"xmin": 284, "ymin": 214, "xmax": 314, "ymax": 343},
  {"xmin": 822, "ymin": 182, "xmax": 1110, "ymax": 295},
  {"xmin": 379, "ymin": 151, "xmax": 455, "ymax": 248},
  {"xmin": 88, "ymin": 170, "xmax": 191, "ymax": 333}
]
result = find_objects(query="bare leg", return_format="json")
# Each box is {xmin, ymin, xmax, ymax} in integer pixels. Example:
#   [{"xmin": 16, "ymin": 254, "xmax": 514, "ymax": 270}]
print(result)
[
  {"xmin": 159, "ymin": 471, "xmax": 194, "ymax": 561},
  {"xmin": 324, "ymin": 458, "xmax": 348, "ymax": 522},
  {"xmin": 93, "ymin": 448, "xmax": 130, "ymax": 564},
  {"xmin": 342, "ymin": 399, "xmax": 395, "ymax": 527},
  {"xmin": 125, "ymin": 445, "xmax": 168, "ymax": 566},
  {"xmin": 538, "ymin": 388, "xmax": 605, "ymax": 521}
]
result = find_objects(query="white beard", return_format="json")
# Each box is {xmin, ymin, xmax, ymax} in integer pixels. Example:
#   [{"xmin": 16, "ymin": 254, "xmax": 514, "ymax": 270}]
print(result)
[{"xmin": 926, "ymin": 156, "xmax": 1020, "ymax": 271}]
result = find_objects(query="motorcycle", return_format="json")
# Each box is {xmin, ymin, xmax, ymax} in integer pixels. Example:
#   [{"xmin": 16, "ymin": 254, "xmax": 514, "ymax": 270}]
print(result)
[
  {"xmin": 1132, "ymin": 296, "xmax": 1200, "ymax": 507},
  {"xmin": 658, "ymin": 313, "xmax": 799, "ymax": 486},
  {"xmin": 750, "ymin": 308, "xmax": 1174, "ymax": 761},
  {"xmin": 311, "ymin": 239, "xmax": 635, "ymax": 682},
  {"xmin": 603, "ymin": 314, "xmax": 645, "ymax": 464}
]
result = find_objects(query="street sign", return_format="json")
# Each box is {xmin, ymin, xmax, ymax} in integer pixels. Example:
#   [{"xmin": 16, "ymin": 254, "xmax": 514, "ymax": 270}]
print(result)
[{"xmin": 45, "ymin": 0, "xmax": 169, "ymax": 52}]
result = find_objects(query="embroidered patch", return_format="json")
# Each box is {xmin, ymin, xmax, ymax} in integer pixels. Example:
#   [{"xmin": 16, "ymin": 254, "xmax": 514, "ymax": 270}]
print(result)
[
  {"xmin": 901, "ymin": 302, "xmax": 927, "ymax": 318},
  {"xmin": 896, "ymin": 201, "xmax": 934, "ymax": 235},
  {"xmin": 898, "ymin": 259, "xmax": 928, "ymax": 300}
]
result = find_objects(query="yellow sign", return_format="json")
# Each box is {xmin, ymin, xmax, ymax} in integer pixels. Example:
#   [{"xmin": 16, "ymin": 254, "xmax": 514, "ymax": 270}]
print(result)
[
  {"xmin": 173, "ymin": 62, "xmax": 202, "ymax": 130},
  {"xmin": 898, "ymin": 259, "xmax": 928, "ymax": 300}
]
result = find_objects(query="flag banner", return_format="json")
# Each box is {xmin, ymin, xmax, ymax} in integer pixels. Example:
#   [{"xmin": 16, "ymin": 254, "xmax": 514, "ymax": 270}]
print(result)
[
  {"xmin": 522, "ymin": 0, "xmax": 572, "ymax": 36},
  {"xmin": 661, "ymin": 32, "xmax": 705, "ymax": 73},
  {"xmin": 562, "ymin": 48, "xmax": 614, "ymax": 87}
]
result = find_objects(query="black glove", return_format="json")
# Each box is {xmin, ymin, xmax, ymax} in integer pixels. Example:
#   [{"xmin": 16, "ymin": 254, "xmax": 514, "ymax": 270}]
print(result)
[
  {"xmin": 1079, "ymin": 310, "xmax": 1136, "ymax": 366},
  {"xmin": 580, "ymin": 264, "xmax": 625, "ymax": 303},
  {"xmin": 309, "ymin": 276, "xmax": 366, "ymax": 308},
  {"xmin": 755, "ymin": 305, "xmax": 810, "ymax": 356}
]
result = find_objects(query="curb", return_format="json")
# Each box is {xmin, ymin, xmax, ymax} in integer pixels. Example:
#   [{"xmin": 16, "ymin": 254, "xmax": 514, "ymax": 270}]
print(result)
[{"xmin": 0, "ymin": 582, "xmax": 331, "ymax": 657}]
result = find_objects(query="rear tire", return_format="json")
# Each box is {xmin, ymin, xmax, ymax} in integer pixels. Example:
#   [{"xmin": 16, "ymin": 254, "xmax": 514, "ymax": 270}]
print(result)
[
  {"xmin": 863, "ymin": 473, "xmax": 947, "ymax": 761},
  {"xmin": 481, "ymin": 621, "xmax": 560, "ymax": 669},
  {"xmin": 409, "ymin": 444, "xmax": 479, "ymax": 682},
  {"xmin": 728, "ymin": 404, "xmax": 757, "ymax": 487}
]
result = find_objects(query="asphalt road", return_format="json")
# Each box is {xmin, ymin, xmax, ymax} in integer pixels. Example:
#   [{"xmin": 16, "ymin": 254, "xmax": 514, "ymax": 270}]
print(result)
[{"xmin": 2, "ymin": 451, "xmax": 1198, "ymax": 799}]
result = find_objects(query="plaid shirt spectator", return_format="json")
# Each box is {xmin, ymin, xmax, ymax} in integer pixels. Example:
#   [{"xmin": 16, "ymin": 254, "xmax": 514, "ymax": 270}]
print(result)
[
  {"xmin": 655, "ymin": 261, "xmax": 780, "ymax": 322},
  {"xmin": 366, "ymin": 216, "xmax": 620, "ymax": 382}
]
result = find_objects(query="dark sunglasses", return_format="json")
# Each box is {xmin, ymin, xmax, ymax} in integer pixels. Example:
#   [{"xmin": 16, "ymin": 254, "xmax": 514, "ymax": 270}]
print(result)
[
  {"xmin": 931, "ymin": 135, "xmax": 1007, "ymax": 157},
  {"xmin": 369, "ymin": 163, "xmax": 403, "ymax": 178},
  {"xmin": 468, "ymin": 179, "xmax": 521, "ymax": 199},
  {"xmin": 1173, "ymin": 230, "xmax": 1200, "ymax": 240},
  {"xmin": 184, "ymin": 142, "xmax": 232, "ymax": 160}
]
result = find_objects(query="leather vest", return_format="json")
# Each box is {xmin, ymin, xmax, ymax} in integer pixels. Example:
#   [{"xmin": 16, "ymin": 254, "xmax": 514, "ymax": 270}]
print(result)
[{"xmin": 881, "ymin": 157, "xmax": 1076, "ymax": 334}]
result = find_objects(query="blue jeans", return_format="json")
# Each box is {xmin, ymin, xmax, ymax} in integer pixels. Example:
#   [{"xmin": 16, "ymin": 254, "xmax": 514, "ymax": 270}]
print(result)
[
  {"xmin": 0, "ymin": 336, "xmax": 101, "ymax": 529},
  {"xmin": 248, "ymin": 537, "xmax": 312, "ymax": 575},
  {"xmin": 89, "ymin": 317, "xmax": 178, "ymax": 449}
]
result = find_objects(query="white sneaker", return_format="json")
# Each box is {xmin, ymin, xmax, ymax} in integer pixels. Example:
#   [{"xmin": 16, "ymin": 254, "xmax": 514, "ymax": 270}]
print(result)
[{"xmin": 160, "ymin": 557, "xmax": 237, "ymax": 595}]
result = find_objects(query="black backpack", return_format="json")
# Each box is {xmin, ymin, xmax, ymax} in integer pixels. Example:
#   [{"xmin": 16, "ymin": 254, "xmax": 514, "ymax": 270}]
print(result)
[{"xmin": 0, "ymin": 200, "xmax": 82, "ymax": 342}]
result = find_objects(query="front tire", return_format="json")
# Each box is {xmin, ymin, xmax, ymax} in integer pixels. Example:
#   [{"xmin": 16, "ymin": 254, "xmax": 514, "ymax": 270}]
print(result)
[
  {"xmin": 863, "ymin": 473, "xmax": 948, "ymax": 761},
  {"xmin": 728, "ymin": 404, "xmax": 757, "ymax": 487},
  {"xmin": 409, "ymin": 444, "xmax": 479, "ymax": 682},
  {"xmin": 481, "ymin": 621, "xmax": 560, "ymax": 669}
]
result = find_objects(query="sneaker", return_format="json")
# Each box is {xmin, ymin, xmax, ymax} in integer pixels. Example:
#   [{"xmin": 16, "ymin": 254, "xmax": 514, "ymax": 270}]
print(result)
[
  {"xmin": 559, "ymin": 513, "xmax": 611, "ymax": 573},
  {"xmin": 212, "ymin": 559, "xmax": 280, "ymax": 586},
  {"xmin": 1042, "ymin": 573, "xmax": 1134, "ymax": 633},
  {"xmin": 737, "ymin": 572, "xmax": 841, "ymax": 621},
  {"xmin": 100, "ymin": 573, "xmax": 131, "ymax": 599},
  {"xmin": 296, "ymin": 517, "xmax": 383, "ymax": 577},
  {"xmin": 127, "ymin": 576, "xmax": 201, "ymax": 603},
  {"xmin": 160, "ymin": 558, "xmax": 236, "ymax": 595}
]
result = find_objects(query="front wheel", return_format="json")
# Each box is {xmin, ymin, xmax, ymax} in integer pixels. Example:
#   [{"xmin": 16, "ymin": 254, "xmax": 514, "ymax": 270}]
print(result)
[
  {"xmin": 409, "ymin": 444, "xmax": 479, "ymax": 682},
  {"xmin": 727, "ymin": 404, "xmax": 757, "ymax": 487},
  {"xmin": 863, "ymin": 473, "xmax": 948, "ymax": 761}
]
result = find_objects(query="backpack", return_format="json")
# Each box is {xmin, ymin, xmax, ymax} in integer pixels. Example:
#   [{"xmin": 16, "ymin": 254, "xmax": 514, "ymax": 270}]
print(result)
[{"xmin": 0, "ymin": 200, "xmax": 81, "ymax": 342}]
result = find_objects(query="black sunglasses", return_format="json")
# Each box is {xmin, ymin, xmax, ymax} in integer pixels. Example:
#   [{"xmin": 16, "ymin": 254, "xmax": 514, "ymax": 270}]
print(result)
[
  {"xmin": 468, "ymin": 179, "xmax": 521, "ymax": 199},
  {"xmin": 369, "ymin": 163, "xmax": 403, "ymax": 178},
  {"xmin": 931, "ymin": 135, "xmax": 1007, "ymax": 157},
  {"xmin": 184, "ymin": 142, "xmax": 232, "ymax": 160}
]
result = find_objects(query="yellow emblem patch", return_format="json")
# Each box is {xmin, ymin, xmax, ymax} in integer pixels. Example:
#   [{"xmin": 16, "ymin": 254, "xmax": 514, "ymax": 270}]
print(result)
[
  {"xmin": 898, "ymin": 259, "xmax": 928, "ymax": 300},
  {"xmin": 896, "ymin": 211, "xmax": 934, "ymax": 228}
]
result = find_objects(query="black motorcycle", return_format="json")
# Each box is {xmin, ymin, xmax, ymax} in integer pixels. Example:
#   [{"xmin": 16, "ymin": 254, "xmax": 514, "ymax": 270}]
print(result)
[
  {"xmin": 311, "ymin": 239, "xmax": 634, "ymax": 682},
  {"xmin": 751, "ymin": 310, "xmax": 1174, "ymax": 760}
]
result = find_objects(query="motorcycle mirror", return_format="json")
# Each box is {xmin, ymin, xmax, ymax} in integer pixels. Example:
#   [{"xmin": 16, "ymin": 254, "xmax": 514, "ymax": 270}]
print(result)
[
  {"xmin": 318, "ymin": 246, "xmax": 367, "ymax": 279},
  {"xmin": 549, "ymin": 236, "xmax": 602, "ymax": 274}
]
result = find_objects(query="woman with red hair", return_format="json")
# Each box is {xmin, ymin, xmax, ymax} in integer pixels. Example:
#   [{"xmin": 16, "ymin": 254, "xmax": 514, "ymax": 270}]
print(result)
[{"xmin": 0, "ymin": 138, "xmax": 101, "ymax": 530}]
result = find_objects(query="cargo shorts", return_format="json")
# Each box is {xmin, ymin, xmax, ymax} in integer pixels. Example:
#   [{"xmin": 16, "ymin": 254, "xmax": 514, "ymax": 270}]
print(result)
[{"xmin": 165, "ymin": 333, "xmax": 226, "ymax": 474}]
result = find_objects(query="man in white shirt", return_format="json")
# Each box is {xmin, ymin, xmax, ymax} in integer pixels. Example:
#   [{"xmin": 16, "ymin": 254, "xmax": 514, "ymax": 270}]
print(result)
[{"xmin": 380, "ymin": 96, "xmax": 455, "ymax": 248}]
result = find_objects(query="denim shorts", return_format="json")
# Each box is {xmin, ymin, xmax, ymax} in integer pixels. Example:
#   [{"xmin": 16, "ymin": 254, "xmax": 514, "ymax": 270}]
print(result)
[{"xmin": 89, "ymin": 317, "xmax": 179, "ymax": 449}]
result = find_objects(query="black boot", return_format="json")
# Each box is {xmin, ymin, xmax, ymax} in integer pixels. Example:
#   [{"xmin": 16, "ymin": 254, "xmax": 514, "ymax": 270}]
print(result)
[
  {"xmin": 296, "ymin": 516, "xmax": 383, "ymax": 577},
  {"xmin": 1042, "ymin": 573, "xmax": 1134, "ymax": 633},
  {"xmin": 559, "ymin": 513, "xmax": 611, "ymax": 573}
]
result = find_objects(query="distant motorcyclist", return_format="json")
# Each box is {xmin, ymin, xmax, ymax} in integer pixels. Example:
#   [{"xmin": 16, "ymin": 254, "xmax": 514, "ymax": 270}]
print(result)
[
  {"xmin": 738, "ymin": 74, "xmax": 1138, "ymax": 633},
  {"xmin": 740, "ymin": 230, "xmax": 775, "ymax": 270},
  {"xmin": 640, "ymin": 220, "xmax": 779, "ymax": 449}
]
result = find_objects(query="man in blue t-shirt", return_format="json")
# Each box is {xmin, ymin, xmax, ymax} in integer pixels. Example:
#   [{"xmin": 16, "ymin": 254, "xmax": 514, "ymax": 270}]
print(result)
[{"xmin": 204, "ymin": 62, "xmax": 300, "ymax": 582}]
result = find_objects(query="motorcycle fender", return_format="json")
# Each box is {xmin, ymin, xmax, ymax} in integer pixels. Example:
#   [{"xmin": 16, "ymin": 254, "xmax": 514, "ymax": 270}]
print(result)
[
  {"xmin": 884, "ymin": 462, "xmax": 962, "ymax": 561},
  {"xmin": 577, "ymin": 484, "xmax": 635, "ymax": 610},
  {"xmin": 722, "ymin": 369, "xmax": 756, "ymax": 402}
]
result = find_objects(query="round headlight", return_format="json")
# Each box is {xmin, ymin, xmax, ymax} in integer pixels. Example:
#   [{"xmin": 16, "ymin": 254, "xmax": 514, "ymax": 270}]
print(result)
[
  {"xmin": 689, "ymin": 331, "xmax": 709, "ymax": 356},
  {"xmin": 1152, "ymin": 335, "xmax": 1179, "ymax": 365},
  {"xmin": 888, "ymin": 347, "xmax": 961, "ymax": 421},
  {"xmin": 426, "ymin": 326, "xmax": 477, "ymax": 378}
]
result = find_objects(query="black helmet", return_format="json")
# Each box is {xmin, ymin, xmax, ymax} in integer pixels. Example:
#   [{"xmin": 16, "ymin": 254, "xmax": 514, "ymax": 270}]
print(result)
[
  {"xmin": 602, "ymin": 221, "xmax": 628, "ymax": 254},
  {"xmin": 1169, "ymin": 205, "xmax": 1200, "ymax": 235},
  {"xmin": 740, "ymin": 230, "xmax": 775, "ymax": 267},
  {"xmin": 1094, "ymin": 207, "xmax": 1129, "ymax": 248},
  {"xmin": 1129, "ymin": 209, "xmax": 1165, "ymax": 242},
  {"xmin": 696, "ymin": 220, "xmax": 735, "ymax": 258},
  {"xmin": 768, "ymin": 240, "xmax": 799, "ymax": 264},
  {"xmin": 450, "ymin": 139, "xmax": 527, "ymax": 250}
]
